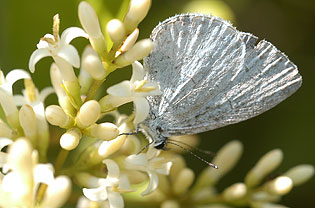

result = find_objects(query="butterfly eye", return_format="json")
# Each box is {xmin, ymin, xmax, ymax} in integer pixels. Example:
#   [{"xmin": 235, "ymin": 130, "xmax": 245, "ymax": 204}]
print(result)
[{"xmin": 156, "ymin": 126, "xmax": 163, "ymax": 133}]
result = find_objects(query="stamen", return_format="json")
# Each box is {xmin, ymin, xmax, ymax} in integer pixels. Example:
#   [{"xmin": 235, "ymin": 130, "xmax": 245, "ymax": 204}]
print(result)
[
  {"xmin": 41, "ymin": 37, "xmax": 56, "ymax": 45},
  {"xmin": 134, "ymin": 80, "xmax": 157, "ymax": 92},
  {"xmin": 24, "ymin": 79, "xmax": 37, "ymax": 102},
  {"xmin": 134, "ymin": 80, "xmax": 147, "ymax": 91},
  {"xmin": 53, "ymin": 14, "xmax": 60, "ymax": 42}
]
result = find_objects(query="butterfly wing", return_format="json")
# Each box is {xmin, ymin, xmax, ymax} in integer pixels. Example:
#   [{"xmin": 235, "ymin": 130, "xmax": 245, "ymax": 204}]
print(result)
[{"xmin": 143, "ymin": 14, "xmax": 302, "ymax": 136}]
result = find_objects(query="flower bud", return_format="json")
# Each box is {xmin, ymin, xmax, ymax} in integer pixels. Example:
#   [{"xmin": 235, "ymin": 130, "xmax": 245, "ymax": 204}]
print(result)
[
  {"xmin": 76, "ymin": 100, "xmax": 100, "ymax": 129},
  {"xmin": 45, "ymin": 105, "xmax": 74, "ymax": 128},
  {"xmin": 78, "ymin": 65, "xmax": 93, "ymax": 95},
  {"xmin": 114, "ymin": 39, "xmax": 153, "ymax": 67},
  {"xmin": 265, "ymin": 176, "xmax": 293, "ymax": 195},
  {"xmin": 222, "ymin": 183, "xmax": 247, "ymax": 201},
  {"xmin": 251, "ymin": 202, "xmax": 288, "ymax": 208},
  {"xmin": 119, "ymin": 28, "xmax": 139, "ymax": 53},
  {"xmin": 107, "ymin": 19, "xmax": 125, "ymax": 45},
  {"xmin": 172, "ymin": 168, "xmax": 195, "ymax": 195},
  {"xmin": 169, "ymin": 154, "xmax": 186, "ymax": 183},
  {"xmin": 78, "ymin": 1, "xmax": 107, "ymax": 54},
  {"xmin": 161, "ymin": 200, "xmax": 180, "ymax": 208},
  {"xmin": 81, "ymin": 45, "xmax": 106, "ymax": 80},
  {"xmin": 125, "ymin": 170, "xmax": 147, "ymax": 184},
  {"xmin": 191, "ymin": 186, "xmax": 216, "ymax": 201},
  {"xmin": 19, "ymin": 104, "xmax": 37, "ymax": 144},
  {"xmin": 60, "ymin": 128, "xmax": 82, "ymax": 150},
  {"xmin": 98, "ymin": 134, "xmax": 127, "ymax": 158},
  {"xmin": 0, "ymin": 119, "xmax": 12, "ymax": 138},
  {"xmin": 167, "ymin": 134, "xmax": 200, "ymax": 153},
  {"xmin": 84, "ymin": 122, "xmax": 119, "ymax": 140},
  {"xmin": 0, "ymin": 90, "xmax": 19, "ymax": 129},
  {"xmin": 284, "ymin": 164, "xmax": 314, "ymax": 186},
  {"xmin": 251, "ymin": 191, "xmax": 279, "ymax": 202},
  {"xmin": 194, "ymin": 140, "xmax": 243, "ymax": 190},
  {"xmin": 123, "ymin": 0, "xmax": 151, "ymax": 33},
  {"xmin": 245, "ymin": 149, "xmax": 283, "ymax": 188},
  {"xmin": 50, "ymin": 63, "xmax": 75, "ymax": 116}
]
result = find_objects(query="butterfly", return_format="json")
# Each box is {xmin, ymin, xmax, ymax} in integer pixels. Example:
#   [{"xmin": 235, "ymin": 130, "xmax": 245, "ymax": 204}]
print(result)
[{"xmin": 138, "ymin": 14, "xmax": 302, "ymax": 151}]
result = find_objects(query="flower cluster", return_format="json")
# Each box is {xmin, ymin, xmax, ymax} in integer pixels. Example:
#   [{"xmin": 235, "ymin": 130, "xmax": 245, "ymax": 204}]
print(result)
[
  {"xmin": 135, "ymin": 141, "xmax": 314, "ymax": 208},
  {"xmin": 0, "ymin": 0, "xmax": 313, "ymax": 208}
]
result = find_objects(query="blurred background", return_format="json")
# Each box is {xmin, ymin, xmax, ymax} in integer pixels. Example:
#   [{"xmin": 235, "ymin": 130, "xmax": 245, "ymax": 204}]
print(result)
[{"xmin": 0, "ymin": 0, "xmax": 314, "ymax": 207}]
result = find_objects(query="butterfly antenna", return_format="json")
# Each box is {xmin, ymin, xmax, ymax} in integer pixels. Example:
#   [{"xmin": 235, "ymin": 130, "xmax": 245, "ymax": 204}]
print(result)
[
  {"xmin": 168, "ymin": 138, "xmax": 216, "ymax": 156},
  {"xmin": 119, "ymin": 128, "xmax": 139, "ymax": 136},
  {"xmin": 137, "ymin": 140, "xmax": 154, "ymax": 155},
  {"xmin": 167, "ymin": 141, "xmax": 218, "ymax": 169}
]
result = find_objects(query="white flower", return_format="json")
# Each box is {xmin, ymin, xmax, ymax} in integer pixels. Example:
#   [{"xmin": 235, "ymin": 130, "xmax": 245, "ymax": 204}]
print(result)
[
  {"xmin": 0, "ymin": 69, "xmax": 30, "ymax": 95},
  {"xmin": 29, "ymin": 14, "xmax": 88, "ymax": 82},
  {"xmin": 0, "ymin": 69, "xmax": 31, "ymax": 129},
  {"xmin": 103, "ymin": 61, "xmax": 161, "ymax": 124},
  {"xmin": 83, "ymin": 159, "xmax": 131, "ymax": 208},
  {"xmin": 0, "ymin": 139, "xmax": 70, "ymax": 208},
  {"xmin": 124, "ymin": 146, "xmax": 172, "ymax": 195},
  {"xmin": 13, "ymin": 79, "xmax": 54, "ymax": 159}
]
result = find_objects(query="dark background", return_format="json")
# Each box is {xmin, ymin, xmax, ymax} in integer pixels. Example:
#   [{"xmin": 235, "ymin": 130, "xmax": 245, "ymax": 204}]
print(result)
[{"xmin": 0, "ymin": 0, "xmax": 314, "ymax": 207}]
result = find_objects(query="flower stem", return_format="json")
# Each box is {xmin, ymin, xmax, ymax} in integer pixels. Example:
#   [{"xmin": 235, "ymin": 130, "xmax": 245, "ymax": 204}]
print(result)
[
  {"xmin": 85, "ymin": 61, "xmax": 117, "ymax": 101},
  {"xmin": 55, "ymin": 148, "xmax": 69, "ymax": 174},
  {"xmin": 85, "ymin": 79, "xmax": 105, "ymax": 101}
]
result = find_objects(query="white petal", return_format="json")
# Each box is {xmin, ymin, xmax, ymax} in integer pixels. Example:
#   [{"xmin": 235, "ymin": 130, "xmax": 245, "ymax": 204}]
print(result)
[
  {"xmin": 41, "ymin": 176, "xmax": 71, "ymax": 208},
  {"xmin": 29, "ymin": 48, "xmax": 51, "ymax": 73},
  {"xmin": 156, "ymin": 162, "xmax": 172, "ymax": 175},
  {"xmin": 130, "ymin": 61, "xmax": 145, "ymax": 83},
  {"xmin": 108, "ymin": 191, "xmax": 124, "ymax": 208},
  {"xmin": 1, "ymin": 171, "xmax": 22, "ymax": 192},
  {"xmin": 133, "ymin": 97, "xmax": 150, "ymax": 124},
  {"xmin": 125, "ymin": 153, "xmax": 148, "ymax": 167},
  {"xmin": 107, "ymin": 81, "xmax": 132, "ymax": 97},
  {"xmin": 13, "ymin": 95, "xmax": 26, "ymax": 106},
  {"xmin": 88, "ymin": 176, "xmax": 105, "ymax": 188},
  {"xmin": 0, "ymin": 89, "xmax": 18, "ymax": 116},
  {"xmin": 33, "ymin": 164, "xmax": 55, "ymax": 184},
  {"xmin": 6, "ymin": 69, "xmax": 31, "ymax": 88},
  {"xmin": 60, "ymin": 27, "xmax": 88, "ymax": 46},
  {"xmin": 56, "ymin": 44, "xmax": 81, "ymax": 68},
  {"xmin": 142, "ymin": 81, "xmax": 162, "ymax": 96},
  {"xmin": 76, "ymin": 196, "xmax": 91, "ymax": 208},
  {"xmin": 103, "ymin": 159, "xmax": 120, "ymax": 184},
  {"xmin": 39, "ymin": 87, "xmax": 55, "ymax": 102},
  {"xmin": 141, "ymin": 170, "xmax": 159, "ymax": 196},
  {"xmin": 146, "ymin": 146, "xmax": 159, "ymax": 160},
  {"xmin": 118, "ymin": 174, "xmax": 131, "ymax": 190},
  {"xmin": 0, "ymin": 152, "xmax": 8, "ymax": 167},
  {"xmin": 37, "ymin": 34, "xmax": 53, "ymax": 48},
  {"xmin": 0, "ymin": 137, "xmax": 12, "ymax": 150},
  {"xmin": 83, "ymin": 186, "xmax": 108, "ymax": 201}
]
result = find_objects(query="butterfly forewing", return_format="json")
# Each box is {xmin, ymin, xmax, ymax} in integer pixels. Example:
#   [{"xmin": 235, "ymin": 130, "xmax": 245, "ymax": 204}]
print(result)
[{"xmin": 143, "ymin": 14, "xmax": 302, "ymax": 137}]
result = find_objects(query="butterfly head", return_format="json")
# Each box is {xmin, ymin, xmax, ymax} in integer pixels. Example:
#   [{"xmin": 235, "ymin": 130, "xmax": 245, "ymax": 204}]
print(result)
[{"xmin": 153, "ymin": 136, "xmax": 168, "ymax": 150}]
